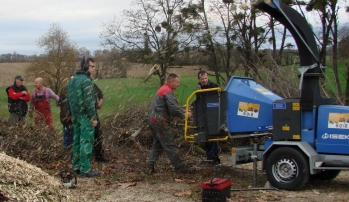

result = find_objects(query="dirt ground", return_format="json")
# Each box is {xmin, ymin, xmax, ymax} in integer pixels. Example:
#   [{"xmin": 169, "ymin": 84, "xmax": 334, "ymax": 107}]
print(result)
[
  {"xmin": 2, "ymin": 141, "xmax": 349, "ymax": 202},
  {"xmin": 65, "ymin": 149, "xmax": 349, "ymax": 202}
]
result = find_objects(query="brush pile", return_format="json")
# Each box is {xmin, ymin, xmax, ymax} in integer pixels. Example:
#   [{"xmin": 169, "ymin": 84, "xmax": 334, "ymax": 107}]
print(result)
[{"xmin": 0, "ymin": 103, "xmax": 261, "ymax": 201}]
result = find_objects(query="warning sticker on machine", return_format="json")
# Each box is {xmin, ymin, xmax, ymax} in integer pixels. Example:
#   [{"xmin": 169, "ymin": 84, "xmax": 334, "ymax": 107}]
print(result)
[
  {"xmin": 328, "ymin": 112, "xmax": 349, "ymax": 129},
  {"xmin": 237, "ymin": 102, "xmax": 260, "ymax": 118},
  {"xmin": 255, "ymin": 88, "xmax": 273, "ymax": 95}
]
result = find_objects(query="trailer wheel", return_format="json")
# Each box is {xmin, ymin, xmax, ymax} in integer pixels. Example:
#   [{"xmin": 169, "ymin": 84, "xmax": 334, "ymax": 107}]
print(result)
[
  {"xmin": 265, "ymin": 147, "xmax": 309, "ymax": 190},
  {"xmin": 310, "ymin": 170, "xmax": 340, "ymax": 181}
]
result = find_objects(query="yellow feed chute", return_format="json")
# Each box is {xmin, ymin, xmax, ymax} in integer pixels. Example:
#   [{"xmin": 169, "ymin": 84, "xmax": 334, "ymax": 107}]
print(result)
[{"xmin": 184, "ymin": 87, "xmax": 228, "ymax": 143}]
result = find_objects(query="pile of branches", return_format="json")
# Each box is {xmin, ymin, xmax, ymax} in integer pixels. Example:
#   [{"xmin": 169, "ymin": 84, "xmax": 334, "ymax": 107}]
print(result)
[
  {"xmin": 0, "ymin": 119, "xmax": 70, "ymax": 166},
  {"xmin": 101, "ymin": 103, "xmax": 191, "ymax": 152},
  {"xmin": 0, "ymin": 103, "xmax": 192, "ymax": 168},
  {"xmin": 0, "ymin": 103, "xmax": 265, "ymax": 201},
  {"xmin": 0, "ymin": 102, "xmax": 264, "ymax": 168}
]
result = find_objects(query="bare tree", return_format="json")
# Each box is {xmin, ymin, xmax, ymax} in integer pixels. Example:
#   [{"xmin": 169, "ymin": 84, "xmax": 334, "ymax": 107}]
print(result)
[
  {"xmin": 182, "ymin": 0, "xmax": 223, "ymax": 84},
  {"xmin": 267, "ymin": 0, "xmax": 295, "ymax": 65},
  {"xmin": 306, "ymin": 0, "xmax": 343, "ymax": 101},
  {"xmin": 78, "ymin": 47, "xmax": 91, "ymax": 58},
  {"xmin": 266, "ymin": 0, "xmax": 349, "ymax": 104},
  {"xmin": 100, "ymin": 0, "xmax": 197, "ymax": 85},
  {"xmin": 338, "ymin": 26, "xmax": 349, "ymax": 59},
  {"xmin": 338, "ymin": 25, "xmax": 349, "ymax": 104},
  {"xmin": 184, "ymin": 0, "xmax": 269, "ymax": 84},
  {"xmin": 93, "ymin": 49, "xmax": 109, "ymax": 79},
  {"xmin": 93, "ymin": 48, "xmax": 128, "ymax": 79},
  {"xmin": 25, "ymin": 23, "xmax": 78, "ymax": 93},
  {"xmin": 226, "ymin": 0, "xmax": 270, "ymax": 79}
]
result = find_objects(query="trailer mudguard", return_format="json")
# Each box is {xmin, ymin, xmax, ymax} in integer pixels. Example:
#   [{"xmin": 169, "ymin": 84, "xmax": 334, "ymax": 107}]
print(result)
[{"xmin": 263, "ymin": 141, "xmax": 319, "ymax": 174}]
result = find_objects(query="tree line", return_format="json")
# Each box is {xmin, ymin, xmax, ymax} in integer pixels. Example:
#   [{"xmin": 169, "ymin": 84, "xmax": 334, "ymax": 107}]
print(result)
[
  {"xmin": 99, "ymin": 0, "xmax": 349, "ymax": 104},
  {"xmin": 5, "ymin": 0, "xmax": 349, "ymax": 105}
]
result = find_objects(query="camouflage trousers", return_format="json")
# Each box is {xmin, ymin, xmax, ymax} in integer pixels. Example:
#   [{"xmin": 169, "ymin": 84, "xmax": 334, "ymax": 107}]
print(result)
[{"xmin": 71, "ymin": 117, "xmax": 95, "ymax": 173}]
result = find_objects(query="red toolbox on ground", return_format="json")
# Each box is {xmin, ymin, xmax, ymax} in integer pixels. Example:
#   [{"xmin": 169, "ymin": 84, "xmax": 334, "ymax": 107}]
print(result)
[{"xmin": 202, "ymin": 178, "xmax": 231, "ymax": 202}]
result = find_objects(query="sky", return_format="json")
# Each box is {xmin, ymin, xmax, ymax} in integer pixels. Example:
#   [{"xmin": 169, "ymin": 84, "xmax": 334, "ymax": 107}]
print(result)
[
  {"xmin": 0, "ymin": 0, "xmax": 131, "ymax": 56},
  {"xmin": 0, "ymin": 1, "xmax": 348, "ymax": 56}
]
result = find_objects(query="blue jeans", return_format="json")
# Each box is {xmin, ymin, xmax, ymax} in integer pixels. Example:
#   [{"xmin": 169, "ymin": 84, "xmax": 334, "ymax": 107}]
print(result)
[
  {"xmin": 205, "ymin": 142, "xmax": 220, "ymax": 164},
  {"xmin": 63, "ymin": 125, "xmax": 73, "ymax": 147}
]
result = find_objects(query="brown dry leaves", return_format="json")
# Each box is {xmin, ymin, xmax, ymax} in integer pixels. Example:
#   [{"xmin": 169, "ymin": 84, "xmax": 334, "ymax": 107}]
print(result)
[
  {"xmin": 116, "ymin": 182, "xmax": 137, "ymax": 189},
  {"xmin": 173, "ymin": 189, "xmax": 192, "ymax": 197}
]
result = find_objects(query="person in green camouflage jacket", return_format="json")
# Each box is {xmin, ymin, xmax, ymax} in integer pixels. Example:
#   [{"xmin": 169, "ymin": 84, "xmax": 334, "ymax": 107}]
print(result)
[{"xmin": 67, "ymin": 57, "xmax": 99, "ymax": 178}]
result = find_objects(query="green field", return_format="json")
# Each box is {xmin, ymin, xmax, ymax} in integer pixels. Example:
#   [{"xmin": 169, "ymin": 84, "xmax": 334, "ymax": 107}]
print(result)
[
  {"xmin": 2, "ymin": 60, "xmax": 346, "ymax": 132},
  {"xmin": 0, "ymin": 74, "xmax": 199, "ymax": 131},
  {"xmin": 324, "ymin": 61, "xmax": 349, "ymax": 97}
]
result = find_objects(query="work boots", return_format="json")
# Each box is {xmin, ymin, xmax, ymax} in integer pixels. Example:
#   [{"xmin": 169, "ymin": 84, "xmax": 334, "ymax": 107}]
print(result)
[
  {"xmin": 95, "ymin": 152, "xmax": 109, "ymax": 163},
  {"xmin": 96, "ymin": 156, "xmax": 109, "ymax": 163},
  {"xmin": 80, "ymin": 170, "xmax": 101, "ymax": 178},
  {"xmin": 144, "ymin": 166, "xmax": 156, "ymax": 174}
]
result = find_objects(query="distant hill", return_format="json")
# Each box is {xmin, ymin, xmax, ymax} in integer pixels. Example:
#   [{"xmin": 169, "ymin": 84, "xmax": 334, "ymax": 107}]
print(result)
[{"xmin": 0, "ymin": 62, "xmax": 201, "ymax": 87}]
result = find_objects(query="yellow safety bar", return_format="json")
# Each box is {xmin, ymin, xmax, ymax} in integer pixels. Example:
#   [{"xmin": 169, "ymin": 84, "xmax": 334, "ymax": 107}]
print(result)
[{"xmin": 184, "ymin": 87, "xmax": 229, "ymax": 143}]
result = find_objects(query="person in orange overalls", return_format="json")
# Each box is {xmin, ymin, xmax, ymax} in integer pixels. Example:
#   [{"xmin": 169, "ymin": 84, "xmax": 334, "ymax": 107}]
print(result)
[{"xmin": 29, "ymin": 77, "xmax": 59, "ymax": 131}]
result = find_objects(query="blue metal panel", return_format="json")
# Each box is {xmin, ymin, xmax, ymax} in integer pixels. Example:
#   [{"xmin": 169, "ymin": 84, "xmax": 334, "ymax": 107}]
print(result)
[
  {"xmin": 301, "ymin": 110, "xmax": 316, "ymax": 147},
  {"xmin": 317, "ymin": 105, "xmax": 349, "ymax": 155},
  {"xmin": 224, "ymin": 77, "xmax": 282, "ymax": 133}
]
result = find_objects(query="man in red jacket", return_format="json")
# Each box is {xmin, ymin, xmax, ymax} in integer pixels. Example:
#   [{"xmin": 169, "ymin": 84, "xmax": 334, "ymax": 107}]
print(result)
[
  {"xmin": 6, "ymin": 75, "xmax": 30, "ymax": 124},
  {"xmin": 145, "ymin": 73, "xmax": 194, "ymax": 174}
]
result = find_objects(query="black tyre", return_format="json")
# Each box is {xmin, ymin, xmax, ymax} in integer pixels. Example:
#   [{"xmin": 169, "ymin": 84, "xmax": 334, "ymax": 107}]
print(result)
[
  {"xmin": 310, "ymin": 170, "xmax": 340, "ymax": 181},
  {"xmin": 265, "ymin": 147, "xmax": 309, "ymax": 190}
]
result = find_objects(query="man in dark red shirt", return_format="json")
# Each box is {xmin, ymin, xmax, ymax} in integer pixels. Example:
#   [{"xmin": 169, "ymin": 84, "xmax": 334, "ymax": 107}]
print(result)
[
  {"xmin": 6, "ymin": 75, "xmax": 30, "ymax": 124},
  {"xmin": 146, "ymin": 73, "xmax": 194, "ymax": 174}
]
